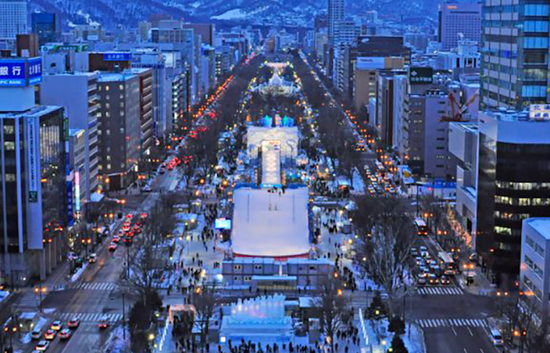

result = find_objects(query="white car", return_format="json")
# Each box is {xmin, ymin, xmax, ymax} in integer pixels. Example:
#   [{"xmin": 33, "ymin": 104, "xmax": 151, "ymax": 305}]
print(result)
[{"xmin": 35, "ymin": 340, "xmax": 50, "ymax": 351}]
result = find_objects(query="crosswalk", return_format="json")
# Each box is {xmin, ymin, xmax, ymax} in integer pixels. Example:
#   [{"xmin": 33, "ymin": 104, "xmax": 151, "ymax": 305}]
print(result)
[
  {"xmin": 71, "ymin": 282, "xmax": 118, "ymax": 291},
  {"xmin": 58, "ymin": 312, "xmax": 123, "ymax": 323},
  {"xmin": 416, "ymin": 287, "xmax": 464, "ymax": 295},
  {"xmin": 415, "ymin": 318, "xmax": 488, "ymax": 329}
]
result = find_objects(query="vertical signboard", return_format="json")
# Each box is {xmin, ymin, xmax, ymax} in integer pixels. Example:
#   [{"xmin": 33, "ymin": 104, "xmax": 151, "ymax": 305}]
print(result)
[
  {"xmin": 27, "ymin": 118, "xmax": 39, "ymax": 203},
  {"xmin": 27, "ymin": 57, "xmax": 43, "ymax": 85}
]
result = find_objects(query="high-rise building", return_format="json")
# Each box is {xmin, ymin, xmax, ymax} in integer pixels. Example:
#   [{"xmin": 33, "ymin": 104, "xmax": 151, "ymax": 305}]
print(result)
[
  {"xmin": 0, "ymin": 106, "xmax": 67, "ymax": 284},
  {"xmin": 31, "ymin": 12, "xmax": 59, "ymax": 45},
  {"xmin": 328, "ymin": 0, "xmax": 345, "ymax": 44},
  {"xmin": 127, "ymin": 68, "xmax": 154, "ymax": 157},
  {"xmin": 438, "ymin": 1, "xmax": 481, "ymax": 50},
  {"xmin": 481, "ymin": 0, "xmax": 550, "ymax": 110},
  {"xmin": 476, "ymin": 110, "xmax": 550, "ymax": 286},
  {"xmin": 40, "ymin": 72, "xmax": 100, "ymax": 201},
  {"xmin": 97, "ymin": 73, "xmax": 141, "ymax": 190},
  {"xmin": 0, "ymin": 0, "xmax": 27, "ymax": 40}
]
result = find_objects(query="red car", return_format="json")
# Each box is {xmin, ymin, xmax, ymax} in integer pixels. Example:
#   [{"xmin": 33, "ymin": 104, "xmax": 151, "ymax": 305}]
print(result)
[{"xmin": 108, "ymin": 243, "xmax": 118, "ymax": 252}]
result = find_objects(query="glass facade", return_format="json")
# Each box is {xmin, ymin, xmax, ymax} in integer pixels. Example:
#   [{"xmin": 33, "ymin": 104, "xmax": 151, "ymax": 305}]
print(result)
[
  {"xmin": 39, "ymin": 110, "xmax": 67, "ymax": 243},
  {"xmin": 481, "ymin": 0, "xmax": 550, "ymax": 109},
  {"xmin": 0, "ymin": 119, "xmax": 27, "ymax": 253},
  {"xmin": 477, "ymin": 135, "xmax": 550, "ymax": 285}
]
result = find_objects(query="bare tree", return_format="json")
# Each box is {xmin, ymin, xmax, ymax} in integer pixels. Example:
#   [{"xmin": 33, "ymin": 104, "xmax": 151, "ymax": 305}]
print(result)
[
  {"xmin": 191, "ymin": 284, "xmax": 219, "ymax": 351},
  {"xmin": 354, "ymin": 196, "xmax": 415, "ymax": 317},
  {"xmin": 314, "ymin": 275, "xmax": 349, "ymax": 352}
]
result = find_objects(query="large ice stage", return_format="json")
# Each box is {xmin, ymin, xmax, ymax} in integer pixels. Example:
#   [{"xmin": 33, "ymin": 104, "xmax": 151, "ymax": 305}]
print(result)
[{"xmin": 231, "ymin": 187, "xmax": 311, "ymax": 259}]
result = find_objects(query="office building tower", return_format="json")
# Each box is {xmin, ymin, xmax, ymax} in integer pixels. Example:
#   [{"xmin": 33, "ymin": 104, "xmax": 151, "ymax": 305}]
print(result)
[
  {"xmin": 0, "ymin": 106, "xmax": 67, "ymax": 284},
  {"xmin": 0, "ymin": 0, "xmax": 27, "ymax": 40},
  {"xmin": 97, "ymin": 73, "xmax": 141, "ymax": 190},
  {"xmin": 328, "ymin": 0, "xmax": 345, "ymax": 44},
  {"xmin": 40, "ymin": 72, "xmax": 100, "ymax": 201},
  {"xmin": 481, "ymin": 0, "xmax": 550, "ymax": 110},
  {"xmin": 476, "ymin": 110, "xmax": 550, "ymax": 286},
  {"xmin": 438, "ymin": 1, "xmax": 482, "ymax": 50}
]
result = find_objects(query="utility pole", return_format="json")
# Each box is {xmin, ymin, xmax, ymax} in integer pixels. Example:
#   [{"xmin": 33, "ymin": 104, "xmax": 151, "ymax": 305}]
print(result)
[{"xmin": 122, "ymin": 291, "xmax": 126, "ymax": 340}]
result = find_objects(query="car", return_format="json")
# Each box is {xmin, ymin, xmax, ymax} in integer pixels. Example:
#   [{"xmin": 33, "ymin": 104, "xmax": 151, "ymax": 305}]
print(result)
[
  {"xmin": 50, "ymin": 321, "xmax": 62, "ymax": 331},
  {"xmin": 67, "ymin": 319, "xmax": 79, "ymax": 329},
  {"xmin": 98, "ymin": 316, "xmax": 109, "ymax": 329},
  {"xmin": 411, "ymin": 247, "xmax": 419, "ymax": 256},
  {"xmin": 35, "ymin": 340, "xmax": 50, "ymax": 351},
  {"xmin": 415, "ymin": 256, "xmax": 424, "ymax": 266},
  {"xmin": 88, "ymin": 253, "xmax": 97, "ymax": 263},
  {"xmin": 124, "ymin": 237, "xmax": 133, "ymax": 246},
  {"xmin": 490, "ymin": 328, "xmax": 503, "ymax": 346},
  {"xmin": 428, "ymin": 274, "xmax": 439, "ymax": 285},
  {"xmin": 112, "ymin": 236, "xmax": 121, "ymax": 243},
  {"xmin": 440, "ymin": 275, "xmax": 451, "ymax": 285},
  {"xmin": 419, "ymin": 246, "xmax": 428, "ymax": 256},
  {"xmin": 417, "ymin": 277, "xmax": 427, "ymax": 286},
  {"xmin": 141, "ymin": 185, "xmax": 152, "ymax": 193},
  {"xmin": 31, "ymin": 328, "xmax": 42, "ymax": 340},
  {"xmin": 108, "ymin": 243, "xmax": 118, "ymax": 252},
  {"xmin": 469, "ymin": 253, "xmax": 478, "ymax": 262},
  {"xmin": 44, "ymin": 329, "xmax": 56, "ymax": 340},
  {"xmin": 59, "ymin": 328, "xmax": 72, "ymax": 340}
]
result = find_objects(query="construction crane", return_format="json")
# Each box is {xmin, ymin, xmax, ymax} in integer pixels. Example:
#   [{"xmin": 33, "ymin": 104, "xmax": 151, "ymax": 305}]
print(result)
[{"xmin": 440, "ymin": 91, "xmax": 478, "ymax": 122}]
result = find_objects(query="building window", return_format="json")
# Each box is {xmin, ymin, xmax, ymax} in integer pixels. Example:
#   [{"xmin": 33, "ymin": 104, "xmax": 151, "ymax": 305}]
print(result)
[
  {"xmin": 233, "ymin": 265, "xmax": 242, "ymax": 270},
  {"xmin": 254, "ymin": 265, "xmax": 262, "ymax": 270},
  {"xmin": 244, "ymin": 276, "xmax": 252, "ymax": 281},
  {"xmin": 4, "ymin": 141, "xmax": 15, "ymax": 150},
  {"xmin": 5, "ymin": 173, "xmax": 15, "ymax": 182}
]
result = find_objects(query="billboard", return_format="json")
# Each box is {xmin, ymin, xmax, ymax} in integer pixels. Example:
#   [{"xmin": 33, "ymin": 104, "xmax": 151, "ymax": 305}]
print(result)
[
  {"xmin": 409, "ymin": 67, "xmax": 433, "ymax": 85},
  {"xmin": 0, "ymin": 60, "xmax": 26, "ymax": 86},
  {"xmin": 356, "ymin": 57, "xmax": 385, "ymax": 70},
  {"xmin": 103, "ymin": 52, "xmax": 132, "ymax": 61},
  {"xmin": 215, "ymin": 218, "xmax": 231, "ymax": 230},
  {"xmin": 0, "ymin": 57, "xmax": 43, "ymax": 87}
]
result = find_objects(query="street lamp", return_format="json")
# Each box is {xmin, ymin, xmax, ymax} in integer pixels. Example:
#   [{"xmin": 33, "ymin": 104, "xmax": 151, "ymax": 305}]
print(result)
[{"xmin": 33, "ymin": 286, "xmax": 47, "ymax": 313}]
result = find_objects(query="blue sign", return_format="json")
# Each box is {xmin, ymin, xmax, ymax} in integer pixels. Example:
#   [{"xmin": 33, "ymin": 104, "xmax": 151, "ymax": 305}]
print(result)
[
  {"xmin": 28, "ymin": 58, "xmax": 42, "ymax": 85},
  {"xmin": 0, "ymin": 60, "xmax": 26, "ymax": 86},
  {"xmin": 103, "ymin": 52, "xmax": 132, "ymax": 61}
]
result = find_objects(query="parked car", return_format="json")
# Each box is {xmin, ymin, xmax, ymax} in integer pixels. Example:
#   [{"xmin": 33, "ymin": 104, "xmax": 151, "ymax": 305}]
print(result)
[
  {"xmin": 88, "ymin": 253, "xmax": 97, "ymax": 263},
  {"xmin": 411, "ymin": 247, "xmax": 419, "ymax": 257},
  {"xmin": 417, "ymin": 277, "xmax": 427, "ymax": 286}
]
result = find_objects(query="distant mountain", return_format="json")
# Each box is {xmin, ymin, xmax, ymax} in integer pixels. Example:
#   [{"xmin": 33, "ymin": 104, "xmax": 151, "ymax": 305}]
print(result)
[{"xmin": 29, "ymin": 0, "xmax": 440, "ymax": 30}]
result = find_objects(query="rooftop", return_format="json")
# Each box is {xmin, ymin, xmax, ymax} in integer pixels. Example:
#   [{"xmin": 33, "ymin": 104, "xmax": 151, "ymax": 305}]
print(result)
[
  {"xmin": 525, "ymin": 218, "xmax": 550, "ymax": 240},
  {"xmin": 98, "ymin": 73, "xmax": 136, "ymax": 82}
]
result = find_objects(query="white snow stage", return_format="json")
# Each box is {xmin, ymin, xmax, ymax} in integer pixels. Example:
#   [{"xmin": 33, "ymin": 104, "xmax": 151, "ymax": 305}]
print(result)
[{"xmin": 231, "ymin": 187, "xmax": 311, "ymax": 258}]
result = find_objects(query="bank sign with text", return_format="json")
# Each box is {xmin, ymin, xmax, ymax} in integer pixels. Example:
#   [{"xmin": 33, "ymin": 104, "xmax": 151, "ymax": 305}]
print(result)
[{"xmin": 0, "ymin": 57, "xmax": 42, "ymax": 87}]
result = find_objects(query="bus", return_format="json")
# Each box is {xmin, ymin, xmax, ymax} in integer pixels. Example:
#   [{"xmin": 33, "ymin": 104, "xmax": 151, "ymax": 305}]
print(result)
[
  {"xmin": 438, "ymin": 251, "xmax": 457, "ymax": 276},
  {"xmin": 414, "ymin": 218, "xmax": 428, "ymax": 236}
]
